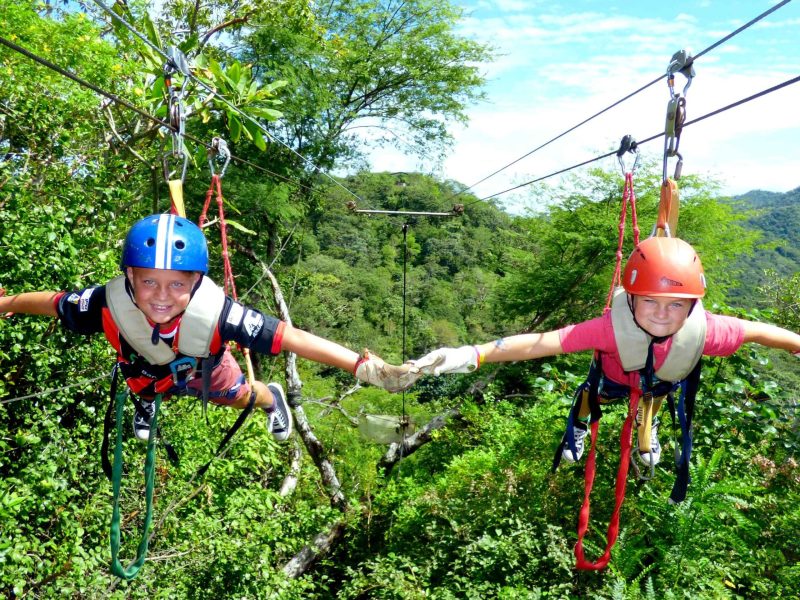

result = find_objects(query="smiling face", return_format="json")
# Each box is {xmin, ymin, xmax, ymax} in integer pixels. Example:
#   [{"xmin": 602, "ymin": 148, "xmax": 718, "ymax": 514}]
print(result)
[
  {"xmin": 631, "ymin": 294, "xmax": 693, "ymax": 338},
  {"xmin": 126, "ymin": 267, "xmax": 201, "ymax": 325}
]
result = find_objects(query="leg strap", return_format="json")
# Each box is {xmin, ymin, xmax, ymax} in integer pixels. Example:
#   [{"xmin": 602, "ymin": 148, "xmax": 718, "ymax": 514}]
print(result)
[
  {"xmin": 574, "ymin": 389, "xmax": 640, "ymax": 570},
  {"xmin": 108, "ymin": 389, "xmax": 162, "ymax": 580}
]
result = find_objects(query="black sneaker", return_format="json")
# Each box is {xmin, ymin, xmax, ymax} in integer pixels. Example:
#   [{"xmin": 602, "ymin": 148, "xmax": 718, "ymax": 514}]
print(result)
[
  {"xmin": 265, "ymin": 383, "xmax": 293, "ymax": 442},
  {"xmin": 133, "ymin": 399, "xmax": 155, "ymax": 441},
  {"xmin": 561, "ymin": 422, "xmax": 589, "ymax": 462}
]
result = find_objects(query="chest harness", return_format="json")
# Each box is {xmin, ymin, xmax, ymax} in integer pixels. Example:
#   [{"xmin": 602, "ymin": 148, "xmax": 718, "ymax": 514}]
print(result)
[
  {"xmin": 101, "ymin": 274, "xmax": 226, "ymax": 397},
  {"xmin": 553, "ymin": 288, "xmax": 706, "ymax": 570}
]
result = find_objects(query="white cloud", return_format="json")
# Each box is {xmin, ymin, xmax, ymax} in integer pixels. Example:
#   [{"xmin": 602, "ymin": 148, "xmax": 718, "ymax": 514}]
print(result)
[{"xmin": 359, "ymin": 1, "xmax": 800, "ymax": 202}]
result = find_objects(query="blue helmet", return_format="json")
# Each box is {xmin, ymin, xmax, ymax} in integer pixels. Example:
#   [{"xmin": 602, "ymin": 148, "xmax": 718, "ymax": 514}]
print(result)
[{"xmin": 121, "ymin": 214, "xmax": 208, "ymax": 273}]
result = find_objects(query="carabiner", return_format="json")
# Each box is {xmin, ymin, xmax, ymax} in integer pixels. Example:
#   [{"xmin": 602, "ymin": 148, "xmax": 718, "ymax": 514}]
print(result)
[
  {"xmin": 616, "ymin": 134, "xmax": 640, "ymax": 175},
  {"xmin": 162, "ymin": 150, "xmax": 189, "ymax": 184},
  {"xmin": 207, "ymin": 137, "xmax": 231, "ymax": 178},
  {"xmin": 666, "ymin": 49, "xmax": 695, "ymax": 99},
  {"xmin": 163, "ymin": 47, "xmax": 190, "ymax": 173}
]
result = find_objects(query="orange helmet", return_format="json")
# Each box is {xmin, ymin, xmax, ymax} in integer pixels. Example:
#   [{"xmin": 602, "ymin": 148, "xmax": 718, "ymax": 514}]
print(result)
[{"xmin": 622, "ymin": 236, "xmax": 706, "ymax": 298}]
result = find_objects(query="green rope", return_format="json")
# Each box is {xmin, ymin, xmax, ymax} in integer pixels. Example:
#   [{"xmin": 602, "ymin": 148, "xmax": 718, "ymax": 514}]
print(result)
[{"xmin": 109, "ymin": 391, "xmax": 161, "ymax": 580}]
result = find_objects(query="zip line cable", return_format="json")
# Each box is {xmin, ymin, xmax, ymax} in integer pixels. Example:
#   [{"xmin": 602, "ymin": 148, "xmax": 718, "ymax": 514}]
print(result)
[
  {"xmin": 87, "ymin": 0, "xmax": 365, "ymax": 204},
  {"xmin": 468, "ymin": 72, "xmax": 800, "ymax": 205},
  {"xmin": 0, "ymin": 34, "xmax": 316, "ymax": 195},
  {"xmin": 4, "ymin": 0, "xmax": 795, "ymax": 209},
  {"xmin": 450, "ymin": 0, "xmax": 793, "ymax": 201}
]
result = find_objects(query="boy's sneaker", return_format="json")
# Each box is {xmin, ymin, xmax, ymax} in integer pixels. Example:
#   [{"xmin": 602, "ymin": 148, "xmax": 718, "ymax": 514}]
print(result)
[
  {"xmin": 133, "ymin": 399, "xmax": 155, "ymax": 441},
  {"xmin": 265, "ymin": 383, "xmax": 293, "ymax": 442},
  {"xmin": 638, "ymin": 419, "xmax": 662, "ymax": 466},
  {"xmin": 561, "ymin": 422, "xmax": 589, "ymax": 462}
]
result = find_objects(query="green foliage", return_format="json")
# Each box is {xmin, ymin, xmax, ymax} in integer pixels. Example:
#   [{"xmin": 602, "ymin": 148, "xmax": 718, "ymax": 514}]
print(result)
[
  {"xmin": 245, "ymin": 0, "xmax": 493, "ymax": 169},
  {"xmin": 728, "ymin": 187, "xmax": 800, "ymax": 305},
  {"xmin": 1, "ymin": 2, "xmax": 799, "ymax": 597}
]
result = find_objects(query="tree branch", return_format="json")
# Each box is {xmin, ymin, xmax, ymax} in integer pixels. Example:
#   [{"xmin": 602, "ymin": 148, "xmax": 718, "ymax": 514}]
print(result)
[{"xmin": 378, "ymin": 408, "xmax": 461, "ymax": 473}]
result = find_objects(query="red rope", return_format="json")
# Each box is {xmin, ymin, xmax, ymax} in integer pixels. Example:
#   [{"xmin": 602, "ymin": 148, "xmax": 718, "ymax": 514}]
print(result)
[
  {"xmin": 199, "ymin": 174, "xmax": 238, "ymax": 301},
  {"xmin": 574, "ymin": 169, "xmax": 640, "ymax": 570},
  {"xmin": 603, "ymin": 171, "xmax": 640, "ymax": 311},
  {"xmin": 574, "ymin": 390, "xmax": 641, "ymax": 570}
]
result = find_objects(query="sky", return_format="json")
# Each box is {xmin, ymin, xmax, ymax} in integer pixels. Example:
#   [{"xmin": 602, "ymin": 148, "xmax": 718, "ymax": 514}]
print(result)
[{"xmin": 363, "ymin": 0, "xmax": 800, "ymax": 212}]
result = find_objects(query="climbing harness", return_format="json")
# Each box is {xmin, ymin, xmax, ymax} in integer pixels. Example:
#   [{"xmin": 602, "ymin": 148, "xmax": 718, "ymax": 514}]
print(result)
[
  {"xmin": 552, "ymin": 138, "xmax": 641, "ymax": 569},
  {"xmin": 554, "ymin": 115, "xmax": 702, "ymax": 569}
]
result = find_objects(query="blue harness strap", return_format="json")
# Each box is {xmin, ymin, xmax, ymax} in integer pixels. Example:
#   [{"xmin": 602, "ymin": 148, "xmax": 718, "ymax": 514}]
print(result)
[
  {"xmin": 667, "ymin": 358, "xmax": 701, "ymax": 503},
  {"xmin": 552, "ymin": 354, "xmax": 604, "ymax": 473}
]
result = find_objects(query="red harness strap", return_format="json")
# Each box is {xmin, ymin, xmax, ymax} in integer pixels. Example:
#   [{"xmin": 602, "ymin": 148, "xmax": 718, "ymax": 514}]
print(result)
[
  {"xmin": 573, "ymin": 168, "xmax": 641, "ymax": 570},
  {"xmin": 574, "ymin": 389, "xmax": 641, "ymax": 570},
  {"xmin": 199, "ymin": 174, "xmax": 238, "ymax": 300}
]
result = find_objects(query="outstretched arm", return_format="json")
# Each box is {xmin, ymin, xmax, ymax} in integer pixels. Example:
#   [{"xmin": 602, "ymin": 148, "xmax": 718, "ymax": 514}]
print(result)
[
  {"xmin": 0, "ymin": 290, "xmax": 60, "ymax": 317},
  {"xmin": 741, "ymin": 320, "xmax": 800, "ymax": 354},
  {"xmin": 280, "ymin": 324, "xmax": 361, "ymax": 371},
  {"xmin": 279, "ymin": 324, "xmax": 417, "ymax": 392},
  {"xmin": 411, "ymin": 330, "xmax": 565, "ymax": 375},
  {"xmin": 477, "ymin": 331, "xmax": 565, "ymax": 364}
]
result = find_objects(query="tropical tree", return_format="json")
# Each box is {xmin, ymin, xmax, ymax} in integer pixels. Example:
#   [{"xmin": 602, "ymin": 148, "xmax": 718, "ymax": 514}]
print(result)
[{"xmin": 245, "ymin": 0, "xmax": 493, "ymax": 175}]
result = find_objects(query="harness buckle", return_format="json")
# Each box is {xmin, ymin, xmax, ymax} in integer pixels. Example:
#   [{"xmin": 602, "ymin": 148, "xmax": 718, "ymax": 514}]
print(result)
[{"xmin": 170, "ymin": 356, "xmax": 197, "ymax": 387}]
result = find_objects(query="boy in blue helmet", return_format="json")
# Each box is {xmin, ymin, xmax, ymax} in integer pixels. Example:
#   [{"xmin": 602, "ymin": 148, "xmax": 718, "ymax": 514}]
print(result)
[{"xmin": 0, "ymin": 214, "xmax": 414, "ymax": 442}]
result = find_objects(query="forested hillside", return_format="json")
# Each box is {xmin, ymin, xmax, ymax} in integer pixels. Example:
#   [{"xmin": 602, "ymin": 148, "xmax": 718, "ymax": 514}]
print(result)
[
  {"xmin": 1, "ymin": 2, "xmax": 799, "ymax": 599},
  {"xmin": 728, "ymin": 187, "xmax": 800, "ymax": 305}
]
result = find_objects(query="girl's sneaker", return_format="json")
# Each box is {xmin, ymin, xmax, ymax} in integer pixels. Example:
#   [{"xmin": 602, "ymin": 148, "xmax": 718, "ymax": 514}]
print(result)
[
  {"xmin": 561, "ymin": 422, "xmax": 589, "ymax": 462},
  {"xmin": 637, "ymin": 419, "xmax": 662, "ymax": 466}
]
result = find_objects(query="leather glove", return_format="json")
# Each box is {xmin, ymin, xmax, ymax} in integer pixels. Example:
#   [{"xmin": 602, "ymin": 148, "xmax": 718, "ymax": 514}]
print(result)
[
  {"xmin": 355, "ymin": 349, "xmax": 421, "ymax": 393},
  {"xmin": 409, "ymin": 345, "xmax": 482, "ymax": 376}
]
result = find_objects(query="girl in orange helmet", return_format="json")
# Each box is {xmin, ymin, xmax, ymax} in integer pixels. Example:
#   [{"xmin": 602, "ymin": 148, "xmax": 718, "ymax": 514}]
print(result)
[{"xmin": 407, "ymin": 236, "xmax": 800, "ymax": 466}]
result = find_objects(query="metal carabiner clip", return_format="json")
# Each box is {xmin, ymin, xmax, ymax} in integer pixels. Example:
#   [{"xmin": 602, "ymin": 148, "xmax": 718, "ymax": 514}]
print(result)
[
  {"xmin": 163, "ymin": 47, "xmax": 191, "ymax": 179},
  {"xmin": 162, "ymin": 148, "xmax": 189, "ymax": 183},
  {"xmin": 616, "ymin": 134, "xmax": 640, "ymax": 175},
  {"xmin": 207, "ymin": 137, "xmax": 231, "ymax": 178},
  {"xmin": 666, "ymin": 49, "xmax": 695, "ymax": 99}
]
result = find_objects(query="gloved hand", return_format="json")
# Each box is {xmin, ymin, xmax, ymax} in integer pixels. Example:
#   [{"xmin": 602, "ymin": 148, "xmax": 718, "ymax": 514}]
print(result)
[
  {"xmin": 409, "ymin": 345, "xmax": 481, "ymax": 376},
  {"xmin": 355, "ymin": 349, "xmax": 421, "ymax": 393}
]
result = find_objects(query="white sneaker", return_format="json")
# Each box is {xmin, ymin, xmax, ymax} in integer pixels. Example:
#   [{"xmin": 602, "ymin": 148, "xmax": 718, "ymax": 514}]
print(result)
[
  {"xmin": 132, "ymin": 399, "xmax": 155, "ymax": 441},
  {"xmin": 265, "ymin": 383, "xmax": 293, "ymax": 442},
  {"xmin": 638, "ymin": 419, "xmax": 662, "ymax": 466},
  {"xmin": 561, "ymin": 422, "xmax": 589, "ymax": 462}
]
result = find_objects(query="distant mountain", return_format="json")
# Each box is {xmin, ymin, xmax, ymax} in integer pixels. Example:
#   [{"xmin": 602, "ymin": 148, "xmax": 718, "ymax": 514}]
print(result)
[{"xmin": 728, "ymin": 187, "xmax": 800, "ymax": 304}]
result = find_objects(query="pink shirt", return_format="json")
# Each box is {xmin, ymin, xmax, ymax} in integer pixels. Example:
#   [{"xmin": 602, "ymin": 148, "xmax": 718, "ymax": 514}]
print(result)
[{"xmin": 558, "ymin": 311, "xmax": 746, "ymax": 389}]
